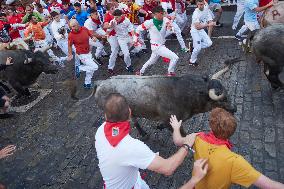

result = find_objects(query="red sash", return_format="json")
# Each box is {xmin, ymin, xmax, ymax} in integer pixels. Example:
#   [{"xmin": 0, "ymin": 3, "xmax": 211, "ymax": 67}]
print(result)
[
  {"xmin": 104, "ymin": 121, "xmax": 131, "ymax": 147},
  {"xmin": 198, "ymin": 132, "xmax": 233, "ymax": 149}
]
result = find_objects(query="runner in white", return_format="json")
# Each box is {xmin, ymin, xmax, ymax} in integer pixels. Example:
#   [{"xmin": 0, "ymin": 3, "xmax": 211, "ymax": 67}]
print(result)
[
  {"xmin": 232, "ymin": 0, "xmax": 245, "ymax": 30},
  {"xmin": 189, "ymin": 0, "xmax": 216, "ymax": 66},
  {"xmin": 84, "ymin": 9, "xmax": 108, "ymax": 65},
  {"xmin": 135, "ymin": 6, "xmax": 179, "ymax": 76}
]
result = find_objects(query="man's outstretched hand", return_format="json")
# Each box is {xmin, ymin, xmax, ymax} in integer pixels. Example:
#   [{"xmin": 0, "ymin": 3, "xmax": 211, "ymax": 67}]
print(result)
[{"xmin": 0, "ymin": 145, "xmax": 16, "ymax": 159}]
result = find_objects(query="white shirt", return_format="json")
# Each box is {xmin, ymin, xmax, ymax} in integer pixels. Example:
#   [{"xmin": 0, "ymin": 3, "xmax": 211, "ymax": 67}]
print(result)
[
  {"xmin": 136, "ymin": 17, "xmax": 171, "ymax": 45},
  {"xmin": 191, "ymin": 6, "xmax": 213, "ymax": 32},
  {"xmin": 51, "ymin": 19, "xmax": 68, "ymax": 41},
  {"xmin": 112, "ymin": 17, "xmax": 134, "ymax": 39},
  {"xmin": 95, "ymin": 122, "xmax": 156, "ymax": 189},
  {"xmin": 84, "ymin": 17, "xmax": 100, "ymax": 31}
]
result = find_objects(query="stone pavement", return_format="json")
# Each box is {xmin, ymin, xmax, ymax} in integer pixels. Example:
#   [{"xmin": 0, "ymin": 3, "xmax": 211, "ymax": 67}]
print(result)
[{"xmin": 0, "ymin": 9, "xmax": 284, "ymax": 189}]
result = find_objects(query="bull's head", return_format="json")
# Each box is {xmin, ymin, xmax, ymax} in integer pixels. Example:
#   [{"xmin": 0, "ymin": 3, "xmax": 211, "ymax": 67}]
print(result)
[
  {"xmin": 206, "ymin": 58, "xmax": 242, "ymax": 113},
  {"xmin": 26, "ymin": 46, "xmax": 58, "ymax": 74}
]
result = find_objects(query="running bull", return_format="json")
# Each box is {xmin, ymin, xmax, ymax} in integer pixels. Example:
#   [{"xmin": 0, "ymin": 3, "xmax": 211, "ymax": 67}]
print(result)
[
  {"xmin": 0, "ymin": 46, "xmax": 58, "ymax": 97},
  {"xmin": 252, "ymin": 24, "xmax": 284, "ymax": 89},
  {"xmin": 73, "ymin": 58, "xmax": 239, "ymax": 137}
]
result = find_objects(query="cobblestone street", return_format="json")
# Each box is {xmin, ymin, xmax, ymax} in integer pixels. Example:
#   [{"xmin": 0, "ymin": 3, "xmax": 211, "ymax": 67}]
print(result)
[{"xmin": 0, "ymin": 7, "xmax": 283, "ymax": 189}]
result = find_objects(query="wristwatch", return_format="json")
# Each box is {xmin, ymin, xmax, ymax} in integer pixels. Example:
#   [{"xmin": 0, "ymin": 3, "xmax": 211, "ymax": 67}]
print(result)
[{"xmin": 182, "ymin": 144, "xmax": 195, "ymax": 156}]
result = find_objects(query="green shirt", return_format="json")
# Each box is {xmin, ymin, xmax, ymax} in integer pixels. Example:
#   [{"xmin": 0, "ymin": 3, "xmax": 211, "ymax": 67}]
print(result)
[{"xmin": 22, "ymin": 12, "xmax": 43, "ymax": 24}]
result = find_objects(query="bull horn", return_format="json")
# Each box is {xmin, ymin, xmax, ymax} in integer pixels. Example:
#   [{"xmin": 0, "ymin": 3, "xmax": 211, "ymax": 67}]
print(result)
[
  {"xmin": 209, "ymin": 88, "xmax": 225, "ymax": 101},
  {"xmin": 209, "ymin": 66, "xmax": 228, "ymax": 100},
  {"xmin": 211, "ymin": 66, "xmax": 229, "ymax": 80}
]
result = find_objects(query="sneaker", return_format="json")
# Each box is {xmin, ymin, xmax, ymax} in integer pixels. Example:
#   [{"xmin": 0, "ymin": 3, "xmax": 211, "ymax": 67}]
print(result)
[
  {"xmin": 108, "ymin": 69, "xmax": 115, "ymax": 75},
  {"xmin": 189, "ymin": 61, "xmax": 199, "ymax": 67},
  {"xmin": 181, "ymin": 48, "xmax": 190, "ymax": 53},
  {"xmin": 135, "ymin": 70, "xmax": 144, "ymax": 76},
  {"xmin": 83, "ymin": 83, "xmax": 93, "ymax": 89},
  {"xmin": 167, "ymin": 72, "xmax": 176, "ymax": 76},
  {"xmin": 216, "ymin": 22, "xmax": 223, "ymax": 27},
  {"xmin": 235, "ymin": 34, "xmax": 242, "ymax": 41},
  {"xmin": 75, "ymin": 66, "xmax": 80, "ymax": 78},
  {"xmin": 126, "ymin": 65, "xmax": 134, "ymax": 73},
  {"xmin": 101, "ymin": 54, "xmax": 110, "ymax": 58}
]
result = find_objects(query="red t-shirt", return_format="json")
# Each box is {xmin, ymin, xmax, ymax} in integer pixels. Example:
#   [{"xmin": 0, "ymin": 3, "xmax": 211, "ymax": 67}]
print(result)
[
  {"xmin": 7, "ymin": 15, "xmax": 22, "ymax": 39},
  {"xmin": 104, "ymin": 12, "xmax": 116, "ymax": 36},
  {"xmin": 68, "ymin": 26, "xmax": 93, "ymax": 55},
  {"xmin": 259, "ymin": 0, "xmax": 272, "ymax": 7}
]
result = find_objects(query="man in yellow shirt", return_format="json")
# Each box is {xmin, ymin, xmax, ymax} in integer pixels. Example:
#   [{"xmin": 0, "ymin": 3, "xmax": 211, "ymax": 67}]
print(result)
[{"xmin": 170, "ymin": 108, "xmax": 284, "ymax": 189}]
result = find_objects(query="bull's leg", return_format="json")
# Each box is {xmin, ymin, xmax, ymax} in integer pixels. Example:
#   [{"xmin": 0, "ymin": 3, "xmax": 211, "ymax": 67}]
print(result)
[
  {"xmin": 132, "ymin": 118, "xmax": 149, "ymax": 140},
  {"xmin": 9, "ymin": 80, "xmax": 30, "ymax": 97}
]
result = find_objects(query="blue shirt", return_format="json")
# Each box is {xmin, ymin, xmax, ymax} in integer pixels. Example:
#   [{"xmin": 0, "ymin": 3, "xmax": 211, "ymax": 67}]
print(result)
[
  {"xmin": 244, "ymin": 0, "xmax": 258, "ymax": 22},
  {"xmin": 60, "ymin": 6, "xmax": 74, "ymax": 15},
  {"xmin": 209, "ymin": 0, "xmax": 221, "ymax": 4},
  {"xmin": 67, "ymin": 10, "xmax": 89, "ymax": 26}
]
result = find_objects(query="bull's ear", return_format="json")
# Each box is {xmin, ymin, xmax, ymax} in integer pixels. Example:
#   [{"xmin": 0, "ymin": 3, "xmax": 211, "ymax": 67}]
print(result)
[{"xmin": 278, "ymin": 70, "xmax": 284, "ymax": 84}]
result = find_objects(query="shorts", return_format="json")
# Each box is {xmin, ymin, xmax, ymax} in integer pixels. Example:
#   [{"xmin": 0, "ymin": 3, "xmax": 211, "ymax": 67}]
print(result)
[{"xmin": 209, "ymin": 2, "xmax": 222, "ymax": 11}]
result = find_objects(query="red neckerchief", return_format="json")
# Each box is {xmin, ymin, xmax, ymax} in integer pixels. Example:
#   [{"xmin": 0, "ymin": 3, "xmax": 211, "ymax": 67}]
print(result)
[
  {"xmin": 117, "ymin": 16, "xmax": 125, "ymax": 24},
  {"xmin": 198, "ymin": 131, "xmax": 233, "ymax": 149},
  {"xmin": 91, "ymin": 18, "xmax": 101, "ymax": 25},
  {"xmin": 104, "ymin": 121, "xmax": 131, "ymax": 147}
]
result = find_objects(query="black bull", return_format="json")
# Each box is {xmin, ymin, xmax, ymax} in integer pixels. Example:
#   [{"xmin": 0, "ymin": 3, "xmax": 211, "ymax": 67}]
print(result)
[
  {"xmin": 73, "ymin": 58, "xmax": 240, "ymax": 137},
  {"xmin": 0, "ymin": 50, "xmax": 58, "ymax": 96},
  {"xmin": 251, "ymin": 24, "xmax": 284, "ymax": 89}
]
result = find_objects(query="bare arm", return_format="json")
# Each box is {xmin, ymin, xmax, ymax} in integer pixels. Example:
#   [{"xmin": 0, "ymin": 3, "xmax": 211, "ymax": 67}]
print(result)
[
  {"xmin": 179, "ymin": 159, "xmax": 209, "ymax": 189},
  {"xmin": 147, "ymin": 147, "xmax": 188, "ymax": 176},
  {"xmin": 170, "ymin": 115, "xmax": 197, "ymax": 146},
  {"xmin": 253, "ymin": 1, "xmax": 273, "ymax": 12},
  {"xmin": 147, "ymin": 127, "xmax": 197, "ymax": 176},
  {"xmin": 253, "ymin": 175, "xmax": 284, "ymax": 189},
  {"xmin": 194, "ymin": 21, "xmax": 216, "ymax": 30}
]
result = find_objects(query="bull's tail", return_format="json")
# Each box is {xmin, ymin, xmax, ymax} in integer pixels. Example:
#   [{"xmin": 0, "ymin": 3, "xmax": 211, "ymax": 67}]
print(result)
[{"xmin": 61, "ymin": 79, "xmax": 98, "ymax": 102}]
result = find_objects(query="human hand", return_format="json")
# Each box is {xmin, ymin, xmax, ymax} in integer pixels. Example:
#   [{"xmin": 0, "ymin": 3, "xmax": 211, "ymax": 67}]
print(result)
[
  {"xmin": 5, "ymin": 57, "xmax": 13, "ymax": 65},
  {"xmin": 208, "ymin": 21, "xmax": 216, "ymax": 27},
  {"xmin": 170, "ymin": 115, "xmax": 182, "ymax": 130},
  {"xmin": 0, "ymin": 145, "xmax": 16, "ymax": 159},
  {"xmin": 92, "ymin": 37, "xmax": 97, "ymax": 42},
  {"xmin": 67, "ymin": 54, "xmax": 73, "ymax": 61},
  {"xmin": 191, "ymin": 159, "xmax": 208, "ymax": 184},
  {"xmin": 184, "ymin": 133, "xmax": 197, "ymax": 147}
]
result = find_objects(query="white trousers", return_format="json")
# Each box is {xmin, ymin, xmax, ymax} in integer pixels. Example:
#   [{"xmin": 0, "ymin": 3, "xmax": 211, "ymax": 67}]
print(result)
[
  {"xmin": 140, "ymin": 44, "xmax": 179, "ymax": 74},
  {"xmin": 5, "ymin": 0, "xmax": 15, "ymax": 4},
  {"xmin": 166, "ymin": 22, "xmax": 186, "ymax": 49},
  {"xmin": 107, "ymin": 35, "xmax": 120, "ymax": 70},
  {"xmin": 232, "ymin": 1, "xmax": 245, "ymax": 29},
  {"xmin": 190, "ymin": 29, "xmax": 212, "ymax": 63},
  {"xmin": 176, "ymin": 12, "xmax": 188, "ymax": 31},
  {"xmin": 117, "ymin": 37, "xmax": 132, "ymax": 67},
  {"xmin": 34, "ymin": 40, "xmax": 60, "ymax": 62},
  {"xmin": 77, "ymin": 53, "xmax": 98, "ymax": 84},
  {"xmin": 236, "ymin": 21, "xmax": 260, "ymax": 36},
  {"xmin": 89, "ymin": 39, "xmax": 105, "ymax": 59}
]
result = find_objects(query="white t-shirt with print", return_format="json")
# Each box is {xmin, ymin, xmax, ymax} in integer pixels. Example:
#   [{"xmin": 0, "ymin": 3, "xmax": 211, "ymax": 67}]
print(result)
[
  {"xmin": 191, "ymin": 6, "xmax": 213, "ymax": 32},
  {"xmin": 95, "ymin": 122, "xmax": 156, "ymax": 189}
]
